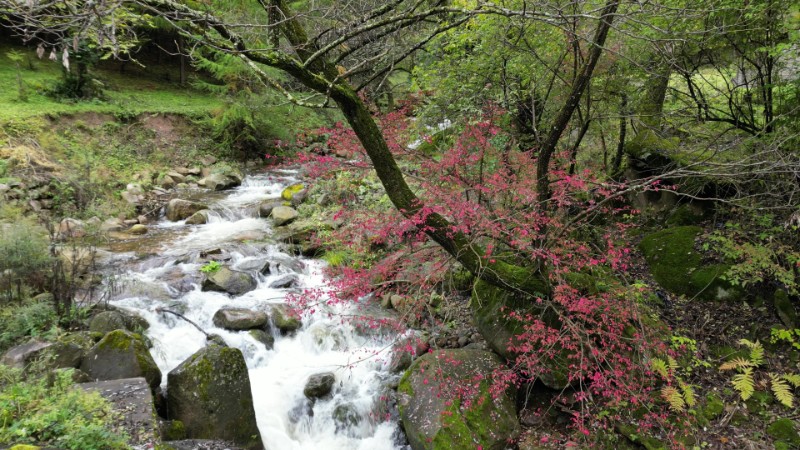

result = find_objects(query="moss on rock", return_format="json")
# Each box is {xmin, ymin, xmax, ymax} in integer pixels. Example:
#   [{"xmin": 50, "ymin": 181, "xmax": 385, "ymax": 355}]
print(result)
[
  {"xmin": 638, "ymin": 226, "xmax": 740, "ymax": 301},
  {"xmin": 80, "ymin": 330, "xmax": 161, "ymax": 390},
  {"xmin": 397, "ymin": 349, "xmax": 519, "ymax": 450}
]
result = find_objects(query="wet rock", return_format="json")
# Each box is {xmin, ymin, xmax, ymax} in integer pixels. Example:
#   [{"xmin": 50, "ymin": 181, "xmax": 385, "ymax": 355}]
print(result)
[
  {"xmin": 248, "ymin": 330, "xmax": 274, "ymax": 349},
  {"xmin": 129, "ymin": 224, "xmax": 148, "ymax": 235},
  {"xmin": 202, "ymin": 267, "xmax": 257, "ymax": 295},
  {"xmin": 397, "ymin": 349, "xmax": 519, "ymax": 450},
  {"xmin": 186, "ymin": 209, "xmax": 211, "ymax": 225},
  {"xmin": 1, "ymin": 341, "xmax": 53, "ymax": 368},
  {"xmin": 303, "ymin": 372, "xmax": 336, "ymax": 399},
  {"xmin": 288, "ymin": 399, "xmax": 314, "ymax": 424},
  {"xmin": 258, "ymin": 201, "xmax": 283, "ymax": 218},
  {"xmin": 203, "ymin": 172, "xmax": 242, "ymax": 191},
  {"xmin": 167, "ymin": 344, "xmax": 263, "ymax": 449},
  {"xmin": 332, "ymin": 402, "xmax": 361, "ymax": 431},
  {"xmin": 80, "ymin": 330, "xmax": 162, "ymax": 390},
  {"xmin": 160, "ymin": 420, "xmax": 187, "ymax": 441},
  {"xmin": 271, "ymin": 206, "xmax": 299, "ymax": 226},
  {"xmin": 80, "ymin": 377, "xmax": 158, "ymax": 447},
  {"xmin": 269, "ymin": 304, "xmax": 302, "ymax": 333},
  {"xmin": 212, "ymin": 308, "xmax": 268, "ymax": 331},
  {"xmin": 268, "ymin": 274, "xmax": 299, "ymax": 289},
  {"xmin": 166, "ymin": 199, "xmax": 209, "ymax": 221},
  {"xmin": 260, "ymin": 255, "xmax": 306, "ymax": 275},
  {"xmin": 206, "ymin": 334, "xmax": 228, "ymax": 347},
  {"xmin": 101, "ymin": 217, "xmax": 126, "ymax": 232}
]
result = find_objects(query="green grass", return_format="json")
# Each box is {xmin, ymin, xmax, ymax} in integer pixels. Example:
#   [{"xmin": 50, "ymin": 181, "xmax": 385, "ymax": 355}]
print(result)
[{"xmin": 0, "ymin": 43, "xmax": 222, "ymax": 121}]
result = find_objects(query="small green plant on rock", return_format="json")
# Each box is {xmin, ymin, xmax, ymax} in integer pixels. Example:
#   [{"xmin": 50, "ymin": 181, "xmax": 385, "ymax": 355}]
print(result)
[
  {"xmin": 200, "ymin": 261, "xmax": 221, "ymax": 274},
  {"xmin": 719, "ymin": 339, "xmax": 800, "ymax": 407}
]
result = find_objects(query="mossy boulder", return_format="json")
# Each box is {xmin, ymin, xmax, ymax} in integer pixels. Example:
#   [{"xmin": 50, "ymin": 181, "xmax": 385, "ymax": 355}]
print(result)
[
  {"xmin": 397, "ymin": 349, "xmax": 519, "ymax": 450},
  {"xmin": 90, "ymin": 309, "xmax": 149, "ymax": 334},
  {"xmin": 471, "ymin": 280, "xmax": 569, "ymax": 389},
  {"xmin": 201, "ymin": 266, "xmax": 257, "ymax": 295},
  {"xmin": 767, "ymin": 418, "xmax": 800, "ymax": 447},
  {"xmin": 89, "ymin": 311, "xmax": 128, "ymax": 334},
  {"xmin": 166, "ymin": 199, "xmax": 209, "ymax": 221},
  {"xmin": 269, "ymin": 304, "xmax": 302, "ymax": 334},
  {"xmin": 166, "ymin": 344, "xmax": 263, "ymax": 449},
  {"xmin": 80, "ymin": 330, "xmax": 161, "ymax": 390},
  {"xmin": 45, "ymin": 331, "xmax": 95, "ymax": 369},
  {"xmin": 212, "ymin": 307, "xmax": 268, "ymax": 331},
  {"xmin": 774, "ymin": 290, "xmax": 797, "ymax": 328},
  {"xmin": 248, "ymin": 329, "xmax": 275, "ymax": 349},
  {"xmin": 303, "ymin": 372, "xmax": 336, "ymax": 399},
  {"xmin": 281, "ymin": 183, "xmax": 305, "ymax": 201},
  {"xmin": 638, "ymin": 226, "xmax": 739, "ymax": 301}
]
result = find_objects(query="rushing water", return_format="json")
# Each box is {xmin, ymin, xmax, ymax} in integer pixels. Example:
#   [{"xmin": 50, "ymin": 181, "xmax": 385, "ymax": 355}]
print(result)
[{"xmin": 102, "ymin": 171, "xmax": 406, "ymax": 450}]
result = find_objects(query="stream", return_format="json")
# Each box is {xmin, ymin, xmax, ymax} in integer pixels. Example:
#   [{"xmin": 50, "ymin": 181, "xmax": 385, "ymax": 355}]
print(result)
[{"xmin": 100, "ymin": 170, "xmax": 406, "ymax": 450}]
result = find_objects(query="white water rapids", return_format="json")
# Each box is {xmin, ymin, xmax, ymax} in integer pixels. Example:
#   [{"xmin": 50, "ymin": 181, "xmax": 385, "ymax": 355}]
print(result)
[{"xmin": 102, "ymin": 171, "xmax": 407, "ymax": 450}]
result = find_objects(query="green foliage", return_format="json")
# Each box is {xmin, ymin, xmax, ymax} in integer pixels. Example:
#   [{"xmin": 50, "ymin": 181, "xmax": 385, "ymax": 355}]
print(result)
[
  {"xmin": 44, "ymin": 43, "xmax": 103, "ymax": 101},
  {"xmin": 0, "ymin": 300, "xmax": 58, "ymax": 351},
  {"xmin": 770, "ymin": 328, "xmax": 800, "ymax": 351},
  {"xmin": 200, "ymin": 261, "xmax": 221, "ymax": 274},
  {"xmin": 720, "ymin": 339, "xmax": 800, "ymax": 407},
  {"xmin": 0, "ymin": 365, "xmax": 128, "ymax": 449},
  {"xmin": 706, "ymin": 220, "xmax": 799, "ymax": 295},
  {"xmin": 0, "ymin": 221, "xmax": 52, "ymax": 302}
]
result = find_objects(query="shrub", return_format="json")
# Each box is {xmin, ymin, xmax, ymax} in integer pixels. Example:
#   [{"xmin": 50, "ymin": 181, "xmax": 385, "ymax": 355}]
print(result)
[
  {"xmin": 0, "ymin": 221, "xmax": 52, "ymax": 302},
  {"xmin": 0, "ymin": 300, "xmax": 58, "ymax": 351},
  {"xmin": 0, "ymin": 365, "xmax": 128, "ymax": 449}
]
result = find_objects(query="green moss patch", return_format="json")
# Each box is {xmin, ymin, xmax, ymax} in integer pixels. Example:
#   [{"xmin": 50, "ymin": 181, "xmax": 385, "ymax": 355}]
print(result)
[{"xmin": 639, "ymin": 226, "xmax": 740, "ymax": 301}]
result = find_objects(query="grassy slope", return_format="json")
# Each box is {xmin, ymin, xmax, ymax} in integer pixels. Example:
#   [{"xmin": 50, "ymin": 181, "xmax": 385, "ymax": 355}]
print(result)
[{"xmin": 0, "ymin": 43, "xmax": 222, "ymax": 122}]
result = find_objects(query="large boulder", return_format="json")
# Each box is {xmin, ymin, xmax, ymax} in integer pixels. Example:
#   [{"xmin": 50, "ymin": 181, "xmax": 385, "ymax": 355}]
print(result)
[
  {"xmin": 44, "ymin": 331, "xmax": 95, "ymax": 369},
  {"xmin": 303, "ymin": 372, "xmax": 336, "ymax": 399},
  {"xmin": 101, "ymin": 217, "xmax": 127, "ymax": 232},
  {"xmin": 203, "ymin": 172, "xmax": 242, "ymax": 191},
  {"xmin": 258, "ymin": 200, "xmax": 283, "ymax": 218},
  {"xmin": 202, "ymin": 267, "xmax": 257, "ymax": 295},
  {"xmin": 166, "ymin": 344, "xmax": 263, "ymax": 450},
  {"xmin": 90, "ymin": 309, "xmax": 149, "ymax": 334},
  {"xmin": 271, "ymin": 206, "xmax": 299, "ymax": 226},
  {"xmin": 80, "ymin": 378, "xmax": 158, "ymax": 448},
  {"xmin": 1, "ymin": 341, "xmax": 52, "ymax": 368},
  {"xmin": 166, "ymin": 199, "xmax": 209, "ymax": 221},
  {"xmin": 57, "ymin": 218, "xmax": 85, "ymax": 240},
  {"xmin": 471, "ymin": 280, "xmax": 568, "ymax": 389},
  {"xmin": 639, "ymin": 226, "xmax": 740, "ymax": 301},
  {"xmin": 213, "ymin": 308, "xmax": 268, "ymax": 331},
  {"xmin": 80, "ymin": 330, "xmax": 162, "ymax": 390},
  {"xmin": 397, "ymin": 349, "xmax": 519, "ymax": 450}
]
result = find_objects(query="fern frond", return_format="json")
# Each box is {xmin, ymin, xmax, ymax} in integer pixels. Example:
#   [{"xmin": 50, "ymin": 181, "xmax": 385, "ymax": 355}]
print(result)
[
  {"xmin": 770, "ymin": 373, "xmax": 794, "ymax": 408},
  {"xmin": 651, "ymin": 358, "xmax": 669, "ymax": 379},
  {"xmin": 680, "ymin": 382, "xmax": 697, "ymax": 408},
  {"xmin": 748, "ymin": 341, "xmax": 765, "ymax": 367},
  {"xmin": 720, "ymin": 357, "xmax": 754, "ymax": 371},
  {"xmin": 661, "ymin": 386, "xmax": 685, "ymax": 411},
  {"xmin": 667, "ymin": 355, "xmax": 679, "ymax": 373},
  {"xmin": 782, "ymin": 373, "xmax": 800, "ymax": 388},
  {"xmin": 732, "ymin": 368, "xmax": 755, "ymax": 401}
]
